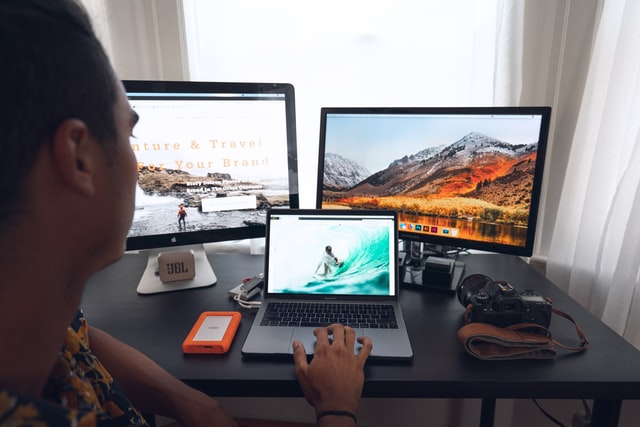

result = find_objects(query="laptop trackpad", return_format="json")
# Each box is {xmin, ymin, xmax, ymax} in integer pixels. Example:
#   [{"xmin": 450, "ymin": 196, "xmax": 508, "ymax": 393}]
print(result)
[
  {"xmin": 290, "ymin": 328, "xmax": 317, "ymax": 355},
  {"xmin": 289, "ymin": 328, "xmax": 365, "ymax": 356}
]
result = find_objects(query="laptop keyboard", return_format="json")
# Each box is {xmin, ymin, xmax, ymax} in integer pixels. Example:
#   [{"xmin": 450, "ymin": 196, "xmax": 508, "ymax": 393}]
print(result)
[{"xmin": 260, "ymin": 302, "xmax": 398, "ymax": 329}]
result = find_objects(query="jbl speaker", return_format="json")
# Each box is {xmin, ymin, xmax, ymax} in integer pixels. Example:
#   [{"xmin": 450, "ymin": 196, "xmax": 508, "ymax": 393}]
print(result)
[{"xmin": 157, "ymin": 251, "xmax": 196, "ymax": 282}]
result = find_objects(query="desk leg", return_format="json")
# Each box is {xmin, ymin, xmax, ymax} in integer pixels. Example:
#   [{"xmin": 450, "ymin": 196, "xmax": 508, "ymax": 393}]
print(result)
[
  {"xmin": 591, "ymin": 399, "xmax": 621, "ymax": 427},
  {"xmin": 480, "ymin": 398, "xmax": 495, "ymax": 427}
]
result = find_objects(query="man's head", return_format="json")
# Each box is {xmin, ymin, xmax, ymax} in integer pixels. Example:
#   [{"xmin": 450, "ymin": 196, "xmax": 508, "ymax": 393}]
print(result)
[
  {"xmin": 0, "ymin": 0, "xmax": 139, "ymax": 273},
  {"xmin": 0, "ymin": 0, "xmax": 120, "ymax": 224}
]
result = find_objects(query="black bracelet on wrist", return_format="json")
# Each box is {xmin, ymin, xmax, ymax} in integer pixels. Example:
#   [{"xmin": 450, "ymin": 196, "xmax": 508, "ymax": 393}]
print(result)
[{"xmin": 316, "ymin": 410, "xmax": 357, "ymax": 424}]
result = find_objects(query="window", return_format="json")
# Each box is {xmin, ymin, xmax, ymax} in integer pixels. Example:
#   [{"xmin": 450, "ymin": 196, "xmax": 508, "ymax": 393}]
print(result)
[{"xmin": 183, "ymin": 0, "xmax": 503, "ymax": 207}]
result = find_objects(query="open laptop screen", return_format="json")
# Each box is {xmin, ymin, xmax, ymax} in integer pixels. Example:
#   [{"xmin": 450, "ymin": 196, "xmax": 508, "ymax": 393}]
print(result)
[{"xmin": 265, "ymin": 210, "xmax": 398, "ymax": 297}]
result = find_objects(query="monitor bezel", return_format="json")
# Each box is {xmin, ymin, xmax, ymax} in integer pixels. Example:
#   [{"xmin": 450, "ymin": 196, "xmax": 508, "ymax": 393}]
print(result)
[
  {"xmin": 315, "ymin": 106, "xmax": 551, "ymax": 257},
  {"xmin": 124, "ymin": 80, "xmax": 299, "ymax": 252}
]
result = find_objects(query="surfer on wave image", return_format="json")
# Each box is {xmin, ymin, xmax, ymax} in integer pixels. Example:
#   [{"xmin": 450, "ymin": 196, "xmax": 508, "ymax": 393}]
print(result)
[{"xmin": 314, "ymin": 245, "xmax": 344, "ymax": 279}]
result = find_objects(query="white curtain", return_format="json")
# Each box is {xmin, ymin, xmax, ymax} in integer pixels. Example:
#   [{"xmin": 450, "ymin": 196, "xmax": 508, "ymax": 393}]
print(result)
[
  {"xmin": 80, "ymin": 0, "xmax": 189, "ymax": 80},
  {"xmin": 546, "ymin": 0, "xmax": 640, "ymax": 348}
]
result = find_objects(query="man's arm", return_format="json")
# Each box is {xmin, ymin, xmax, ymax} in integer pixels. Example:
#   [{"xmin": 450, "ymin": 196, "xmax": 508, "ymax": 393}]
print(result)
[
  {"xmin": 90, "ymin": 324, "xmax": 371, "ymax": 427},
  {"xmin": 88, "ymin": 326, "xmax": 239, "ymax": 427}
]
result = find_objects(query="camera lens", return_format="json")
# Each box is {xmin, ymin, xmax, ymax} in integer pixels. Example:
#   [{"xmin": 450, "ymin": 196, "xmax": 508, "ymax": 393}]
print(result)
[{"xmin": 456, "ymin": 274, "xmax": 492, "ymax": 307}]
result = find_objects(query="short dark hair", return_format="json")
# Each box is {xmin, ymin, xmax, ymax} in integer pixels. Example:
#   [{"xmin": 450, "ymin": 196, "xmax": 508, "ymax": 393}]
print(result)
[{"xmin": 0, "ymin": 0, "xmax": 119, "ymax": 220}]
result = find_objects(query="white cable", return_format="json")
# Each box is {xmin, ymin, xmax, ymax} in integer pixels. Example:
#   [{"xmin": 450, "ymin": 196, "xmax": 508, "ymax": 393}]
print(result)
[{"xmin": 233, "ymin": 293, "xmax": 262, "ymax": 309}]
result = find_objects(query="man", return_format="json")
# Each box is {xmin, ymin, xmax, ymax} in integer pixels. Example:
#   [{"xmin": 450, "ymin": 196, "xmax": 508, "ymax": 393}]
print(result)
[{"xmin": 0, "ymin": 1, "xmax": 372, "ymax": 426}]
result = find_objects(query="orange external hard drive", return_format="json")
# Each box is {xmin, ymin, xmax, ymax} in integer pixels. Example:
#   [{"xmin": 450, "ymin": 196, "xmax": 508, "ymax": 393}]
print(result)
[{"xmin": 182, "ymin": 311, "xmax": 242, "ymax": 354}]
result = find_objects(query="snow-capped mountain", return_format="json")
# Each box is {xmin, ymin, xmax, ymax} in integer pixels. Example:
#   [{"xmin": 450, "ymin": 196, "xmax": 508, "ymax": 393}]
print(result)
[
  {"xmin": 323, "ymin": 152, "xmax": 371, "ymax": 190},
  {"xmin": 388, "ymin": 144, "xmax": 445, "ymax": 168},
  {"xmin": 322, "ymin": 132, "xmax": 539, "ymax": 209}
]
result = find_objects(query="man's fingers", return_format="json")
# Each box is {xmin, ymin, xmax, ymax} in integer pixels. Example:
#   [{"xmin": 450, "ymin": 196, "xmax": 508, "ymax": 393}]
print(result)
[
  {"xmin": 313, "ymin": 326, "xmax": 330, "ymax": 352},
  {"xmin": 292, "ymin": 340, "xmax": 314, "ymax": 403},
  {"xmin": 312, "ymin": 325, "xmax": 372, "ymax": 365},
  {"xmin": 356, "ymin": 336, "xmax": 373, "ymax": 366},
  {"xmin": 292, "ymin": 340, "xmax": 309, "ymax": 373},
  {"xmin": 344, "ymin": 326, "xmax": 356, "ymax": 349},
  {"xmin": 326, "ymin": 323, "xmax": 346, "ymax": 344}
]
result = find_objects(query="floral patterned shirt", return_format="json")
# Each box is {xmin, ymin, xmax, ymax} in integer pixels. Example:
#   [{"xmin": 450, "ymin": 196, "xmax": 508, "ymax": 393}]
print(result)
[{"xmin": 0, "ymin": 311, "xmax": 149, "ymax": 426}]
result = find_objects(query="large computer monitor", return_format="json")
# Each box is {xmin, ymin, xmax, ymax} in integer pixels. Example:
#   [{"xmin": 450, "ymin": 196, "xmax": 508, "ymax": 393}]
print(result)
[
  {"xmin": 316, "ymin": 107, "xmax": 550, "ymax": 290},
  {"xmin": 124, "ymin": 80, "xmax": 298, "ymax": 293}
]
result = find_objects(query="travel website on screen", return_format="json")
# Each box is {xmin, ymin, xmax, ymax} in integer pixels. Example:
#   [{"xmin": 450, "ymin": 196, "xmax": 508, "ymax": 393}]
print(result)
[{"xmin": 128, "ymin": 98, "xmax": 290, "ymax": 237}]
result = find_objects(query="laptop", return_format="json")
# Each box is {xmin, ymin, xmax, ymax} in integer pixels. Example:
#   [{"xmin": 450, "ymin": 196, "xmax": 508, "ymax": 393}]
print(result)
[{"xmin": 241, "ymin": 208, "xmax": 413, "ymax": 361}]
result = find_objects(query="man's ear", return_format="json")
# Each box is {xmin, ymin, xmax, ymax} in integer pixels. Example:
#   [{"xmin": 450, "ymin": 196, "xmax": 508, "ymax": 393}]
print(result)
[{"xmin": 50, "ymin": 118, "xmax": 98, "ymax": 196}]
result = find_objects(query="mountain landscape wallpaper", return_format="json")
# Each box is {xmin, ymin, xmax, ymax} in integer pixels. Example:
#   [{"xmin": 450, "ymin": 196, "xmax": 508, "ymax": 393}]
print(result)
[{"xmin": 320, "ymin": 114, "xmax": 544, "ymax": 247}]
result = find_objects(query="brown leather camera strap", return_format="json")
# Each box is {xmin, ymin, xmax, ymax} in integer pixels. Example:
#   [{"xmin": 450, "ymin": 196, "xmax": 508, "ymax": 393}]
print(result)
[
  {"xmin": 459, "ymin": 305, "xmax": 589, "ymax": 360},
  {"xmin": 548, "ymin": 307, "xmax": 589, "ymax": 352}
]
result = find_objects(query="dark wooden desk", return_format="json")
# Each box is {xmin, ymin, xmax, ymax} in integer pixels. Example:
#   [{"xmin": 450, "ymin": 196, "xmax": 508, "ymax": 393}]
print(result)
[{"xmin": 83, "ymin": 252, "xmax": 640, "ymax": 426}]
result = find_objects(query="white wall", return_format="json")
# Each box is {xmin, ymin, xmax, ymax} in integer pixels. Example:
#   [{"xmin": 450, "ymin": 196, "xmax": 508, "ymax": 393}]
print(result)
[{"xmin": 82, "ymin": 0, "xmax": 189, "ymax": 80}]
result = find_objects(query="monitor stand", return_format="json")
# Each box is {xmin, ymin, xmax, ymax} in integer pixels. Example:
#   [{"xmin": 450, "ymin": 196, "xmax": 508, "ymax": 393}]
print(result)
[
  {"xmin": 399, "ymin": 240, "xmax": 465, "ymax": 295},
  {"xmin": 136, "ymin": 244, "xmax": 217, "ymax": 295}
]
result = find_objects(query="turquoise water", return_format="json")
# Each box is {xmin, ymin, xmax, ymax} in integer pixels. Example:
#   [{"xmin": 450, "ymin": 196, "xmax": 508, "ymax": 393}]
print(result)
[{"xmin": 275, "ymin": 225, "xmax": 391, "ymax": 295}]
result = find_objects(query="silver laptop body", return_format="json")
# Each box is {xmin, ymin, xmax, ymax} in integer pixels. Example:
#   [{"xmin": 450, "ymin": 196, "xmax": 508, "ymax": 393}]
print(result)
[{"xmin": 241, "ymin": 209, "xmax": 413, "ymax": 361}]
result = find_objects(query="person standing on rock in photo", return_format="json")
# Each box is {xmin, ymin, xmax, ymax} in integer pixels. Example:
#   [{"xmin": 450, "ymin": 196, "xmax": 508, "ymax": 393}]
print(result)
[{"xmin": 177, "ymin": 203, "xmax": 187, "ymax": 228}]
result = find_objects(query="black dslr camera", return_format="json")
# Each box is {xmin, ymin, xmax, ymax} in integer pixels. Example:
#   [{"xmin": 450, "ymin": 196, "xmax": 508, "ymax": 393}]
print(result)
[{"xmin": 456, "ymin": 274, "xmax": 552, "ymax": 328}]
